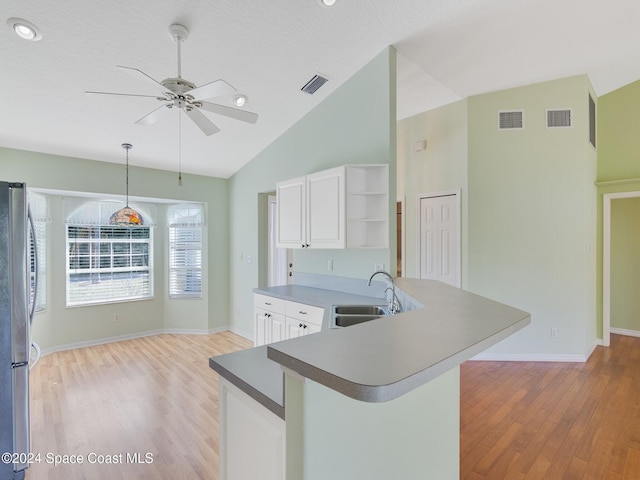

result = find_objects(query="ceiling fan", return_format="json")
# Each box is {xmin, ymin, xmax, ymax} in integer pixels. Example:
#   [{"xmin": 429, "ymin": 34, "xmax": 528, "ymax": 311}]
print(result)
[{"xmin": 86, "ymin": 23, "xmax": 258, "ymax": 136}]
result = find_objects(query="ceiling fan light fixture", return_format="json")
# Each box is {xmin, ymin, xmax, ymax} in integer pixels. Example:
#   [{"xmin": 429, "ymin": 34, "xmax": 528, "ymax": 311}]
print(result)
[
  {"xmin": 232, "ymin": 94, "xmax": 247, "ymax": 107},
  {"xmin": 7, "ymin": 17, "xmax": 42, "ymax": 41}
]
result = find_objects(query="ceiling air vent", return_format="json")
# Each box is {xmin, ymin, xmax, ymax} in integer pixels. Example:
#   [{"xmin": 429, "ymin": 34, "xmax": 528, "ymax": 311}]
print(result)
[
  {"xmin": 301, "ymin": 74, "xmax": 328, "ymax": 95},
  {"xmin": 498, "ymin": 110, "xmax": 524, "ymax": 130},
  {"xmin": 547, "ymin": 109, "xmax": 572, "ymax": 128}
]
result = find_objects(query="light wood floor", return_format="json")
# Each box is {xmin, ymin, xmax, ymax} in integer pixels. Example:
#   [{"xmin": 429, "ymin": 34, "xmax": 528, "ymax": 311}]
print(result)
[
  {"xmin": 26, "ymin": 332, "xmax": 640, "ymax": 479},
  {"xmin": 26, "ymin": 332, "xmax": 251, "ymax": 480}
]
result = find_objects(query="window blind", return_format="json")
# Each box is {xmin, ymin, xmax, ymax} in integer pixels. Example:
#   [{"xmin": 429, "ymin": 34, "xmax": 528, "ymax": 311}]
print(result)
[
  {"xmin": 66, "ymin": 225, "xmax": 153, "ymax": 306},
  {"xmin": 168, "ymin": 204, "xmax": 204, "ymax": 298}
]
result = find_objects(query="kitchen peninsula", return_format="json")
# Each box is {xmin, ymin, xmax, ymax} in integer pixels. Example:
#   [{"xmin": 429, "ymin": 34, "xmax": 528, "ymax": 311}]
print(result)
[{"xmin": 209, "ymin": 277, "xmax": 530, "ymax": 480}]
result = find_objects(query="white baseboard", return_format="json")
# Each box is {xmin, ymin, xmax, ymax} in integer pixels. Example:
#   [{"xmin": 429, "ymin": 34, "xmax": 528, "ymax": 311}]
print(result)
[
  {"xmin": 38, "ymin": 327, "xmax": 242, "ymax": 357},
  {"xmin": 471, "ymin": 352, "xmax": 588, "ymax": 363},
  {"xmin": 227, "ymin": 326, "xmax": 254, "ymax": 342},
  {"xmin": 611, "ymin": 327, "xmax": 640, "ymax": 338}
]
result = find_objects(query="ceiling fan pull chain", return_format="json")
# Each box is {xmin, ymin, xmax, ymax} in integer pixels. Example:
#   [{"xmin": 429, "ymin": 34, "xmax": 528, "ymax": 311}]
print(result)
[
  {"xmin": 178, "ymin": 111, "xmax": 183, "ymax": 186},
  {"xmin": 176, "ymin": 33, "xmax": 182, "ymax": 79}
]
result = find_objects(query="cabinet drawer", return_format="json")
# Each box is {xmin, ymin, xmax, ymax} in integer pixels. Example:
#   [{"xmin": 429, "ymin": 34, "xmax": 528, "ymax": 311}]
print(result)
[
  {"xmin": 285, "ymin": 301, "xmax": 324, "ymax": 326},
  {"xmin": 253, "ymin": 294, "xmax": 286, "ymax": 314}
]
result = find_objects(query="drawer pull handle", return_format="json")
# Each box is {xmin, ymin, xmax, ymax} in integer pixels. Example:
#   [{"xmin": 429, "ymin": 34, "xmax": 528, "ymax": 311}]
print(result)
[
  {"xmin": 299, "ymin": 323, "xmax": 303, "ymax": 328},
  {"xmin": 265, "ymin": 302, "xmax": 272, "ymax": 306},
  {"xmin": 299, "ymin": 311, "xmax": 307, "ymax": 315}
]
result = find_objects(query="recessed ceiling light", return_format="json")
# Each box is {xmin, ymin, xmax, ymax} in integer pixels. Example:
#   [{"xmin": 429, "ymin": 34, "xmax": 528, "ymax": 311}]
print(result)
[
  {"xmin": 7, "ymin": 17, "xmax": 42, "ymax": 41},
  {"xmin": 232, "ymin": 94, "xmax": 247, "ymax": 107},
  {"xmin": 318, "ymin": 0, "xmax": 336, "ymax": 6}
]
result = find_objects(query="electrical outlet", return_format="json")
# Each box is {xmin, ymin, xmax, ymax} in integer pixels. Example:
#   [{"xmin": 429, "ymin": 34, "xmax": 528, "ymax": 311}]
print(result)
[
  {"xmin": 374, "ymin": 263, "xmax": 384, "ymax": 272},
  {"xmin": 327, "ymin": 260, "xmax": 333, "ymax": 271},
  {"xmin": 114, "ymin": 314, "xmax": 120, "ymax": 323},
  {"xmin": 551, "ymin": 327, "xmax": 558, "ymax": 338}
]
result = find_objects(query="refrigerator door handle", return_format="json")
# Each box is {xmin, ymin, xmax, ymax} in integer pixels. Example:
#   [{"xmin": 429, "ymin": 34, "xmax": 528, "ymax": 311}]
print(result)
[{"xmin": 27, "ymin": 206, "xmax": 37, "ymax": 325}]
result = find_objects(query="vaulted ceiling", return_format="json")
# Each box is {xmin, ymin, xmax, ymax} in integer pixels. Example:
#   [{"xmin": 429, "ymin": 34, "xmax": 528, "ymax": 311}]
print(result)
[{"xmin": 2, "ymin": 0, "xmax": 639, "ymax": 178}]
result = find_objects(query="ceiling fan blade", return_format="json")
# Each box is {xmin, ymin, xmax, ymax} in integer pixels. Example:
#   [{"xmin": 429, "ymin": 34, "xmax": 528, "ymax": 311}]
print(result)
[
  {"xmin": 85, "ymin": 91, "xmax": 160, "ymax": 99},
  {"xmin": 185, "ymin": 108, "xmax": 220, "ymax": 136},
  {"xmin": 199, "ymin": 102, "xmax": 259, "ymax": 124},
  {"xmin": 135, "ymin": 105, "xmax": 171, "ymax": 126},
  {"xmin": 117, "ymin": 65, "xmax": 167, "ymax": 95},
  {"xmin": 188, "ymin": 79, "xmax": 236, "ymax": 101}
]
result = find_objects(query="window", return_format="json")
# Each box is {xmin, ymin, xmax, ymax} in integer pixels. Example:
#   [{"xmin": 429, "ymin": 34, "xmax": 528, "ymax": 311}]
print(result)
[
  {"xmin": 168, "ymin": 204, "xmax": 204, "ymax": 298},
  {"xmin": 29, "ymin": 193, "xmax": 49, "ymax": 312},
  {"xmin": 66, "ymin": 225, "xmax": 153, "ymax": 306},
  {"xmin": 64, "ymin": 198, "xmax": 156, "ymax": 307}
]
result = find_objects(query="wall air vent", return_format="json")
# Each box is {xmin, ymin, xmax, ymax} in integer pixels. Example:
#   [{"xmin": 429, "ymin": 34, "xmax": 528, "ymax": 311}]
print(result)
[
  {"xmin": 498, "ymin": 110, "xmax": 524, "ymax": 130},
  {"xmin": 301, "ymin": 74, "xmax": 328, "ymax": 95},
  {"xmin": 547, "ymin": 109, "xmax": 572, "ymax": 128}
]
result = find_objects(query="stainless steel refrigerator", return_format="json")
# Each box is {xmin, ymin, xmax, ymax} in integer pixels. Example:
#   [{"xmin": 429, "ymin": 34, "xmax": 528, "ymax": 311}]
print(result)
[{"xmin": 0, "ymin": 182, "xmax": 37, "ymax": 480}]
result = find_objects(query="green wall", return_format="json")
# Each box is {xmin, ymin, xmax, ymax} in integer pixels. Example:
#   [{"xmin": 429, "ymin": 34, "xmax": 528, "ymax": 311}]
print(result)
[
  {"xmin": 397, "ymin": 99, "xmax": 469, "ymax": 282},
  {"xmin": 228, "ymin": 48, "xmax": 397, "ymax": 337},
  {"xmin": 597, "ymin": 78, "xmax": 640, "ymax": 182},
  {"xmin": 398, "ymin": 75, "xmax": 598, "ymax": 358},
  {"xmin": 467, "ymin": 75, "xmax": 597, "ymax": 358},
  {"xmin": 0, "ymin": 147, "xmax": 229, "ymax": 352}
]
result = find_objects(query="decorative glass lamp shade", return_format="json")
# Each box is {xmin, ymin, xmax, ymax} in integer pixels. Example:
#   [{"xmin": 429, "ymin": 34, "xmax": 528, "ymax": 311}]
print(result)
[
  {"xmin": 109, "ymin": 206, "xmax": 144, "ymax": 226},
  {"xmin": 110, "ymin": 143, "xmax": 144, "ymax": 226}
]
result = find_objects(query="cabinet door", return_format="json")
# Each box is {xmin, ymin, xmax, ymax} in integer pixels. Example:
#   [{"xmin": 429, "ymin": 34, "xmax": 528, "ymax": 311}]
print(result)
[
  {"xmin": 285, "ymin": 317, "xmax": 305, "ymax": 339},
  {"xmin": 276, "ymin": 177, "xmax": 306, "ymax": 248},
  {"xmin": 270, "ymin": 313, "xmax": 286, "ymax": 343},
  {"xmin": 303, "ymin": 322, "xmax": 321, "ymax": 336},
  {"xmin": 254, "ymin": 308, "xmax": 269, "ymax": 347},
  {"xmin": 306, "ymin": 166, "xmax": 345, "ymax": 249}
]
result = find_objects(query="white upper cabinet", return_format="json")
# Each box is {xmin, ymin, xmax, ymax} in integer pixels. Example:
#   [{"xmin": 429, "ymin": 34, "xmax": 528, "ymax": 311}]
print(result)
[
  {"xmin": 306, "ymin": 167, "xmax": 345, "ymax": 249},
  {"xmin": 276, "ymin": 164, "xmax": 388, "ymax": 249},
  {"xmin": 276, "ymin": 176, "xmax": 306, "ymax": 248}
]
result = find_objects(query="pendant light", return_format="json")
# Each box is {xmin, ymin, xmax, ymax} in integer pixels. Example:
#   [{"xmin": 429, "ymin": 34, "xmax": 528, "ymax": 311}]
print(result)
[{"xmin": 109, "ymin": 143, "xmax": 144, "ymax": 226}]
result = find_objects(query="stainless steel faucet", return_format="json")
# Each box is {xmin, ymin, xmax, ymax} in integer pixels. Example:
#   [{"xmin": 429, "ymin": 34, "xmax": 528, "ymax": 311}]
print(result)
[{"xmin": 367, "ymin": 270, "xmax": 401, "ymax": 314}]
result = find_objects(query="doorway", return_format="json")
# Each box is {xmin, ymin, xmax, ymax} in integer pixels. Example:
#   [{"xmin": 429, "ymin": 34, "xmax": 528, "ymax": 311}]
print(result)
[
  {"xmin": 603, "ymin": 191, "xmax": 640, "ymax": 347},
  {"xmin": 268, "ymin": 195, "xmax": 291, "ymax": 286},
  {"xmin": 418, "ymin": 191, "xmax": 461, "ymax": 287}
]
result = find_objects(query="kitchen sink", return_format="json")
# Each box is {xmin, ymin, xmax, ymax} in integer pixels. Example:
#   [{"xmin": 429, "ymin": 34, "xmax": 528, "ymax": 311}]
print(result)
[
  {"xmin": 331, "ymin": 304, "xmax": 389, "ymax": 328},
  {"xmin": 334, "ymin": 314, "xmax": 383, "ymax": 328},
  {"xmin": 333, "ymin": 305, "xmax": 388, "ymax": 315}
]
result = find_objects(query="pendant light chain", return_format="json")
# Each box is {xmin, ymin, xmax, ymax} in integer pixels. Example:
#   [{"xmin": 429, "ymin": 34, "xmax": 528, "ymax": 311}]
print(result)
[{"xmin": 122, "ymin": 143, "xmax": 132, "ymax": 206}]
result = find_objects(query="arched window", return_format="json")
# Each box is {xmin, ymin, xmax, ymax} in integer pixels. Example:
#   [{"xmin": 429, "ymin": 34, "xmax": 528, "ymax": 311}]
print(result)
[
  {"xmin": 168, "ymin": 204, "xmax": 204, "ymax": 298},
  {"xmin": 64, "ymin": 198, "xmax": 156, "ymax": 306}
]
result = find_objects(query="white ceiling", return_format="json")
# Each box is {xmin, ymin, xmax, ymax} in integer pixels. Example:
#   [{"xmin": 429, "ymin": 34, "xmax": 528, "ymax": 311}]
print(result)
[{"xmin": 2, "ymin": 0, "xmax": 640, "ymax": 179}]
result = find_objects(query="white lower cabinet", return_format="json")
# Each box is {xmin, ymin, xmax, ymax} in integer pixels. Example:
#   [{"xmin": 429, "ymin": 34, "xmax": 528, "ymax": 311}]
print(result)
[
  {"xmin": 219, "ymin": 378, "xmax": 285, "ymax": 480},
  {"xmin": 254, "ymin": 294, "xmax": 324, "ymax": 346},
  {"xmin": 254, "ymin": 294, "xmax": 287, "ymax": 347},
  {"xmin": 284, "ymin": 300, "xmax": 324, "ymax": 338}
]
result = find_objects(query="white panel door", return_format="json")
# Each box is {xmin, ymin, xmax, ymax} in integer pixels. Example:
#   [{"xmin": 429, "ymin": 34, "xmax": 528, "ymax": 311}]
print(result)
[{"xmin": 419, "ymin": 194, "xmax": 460, "ymax": 287}]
